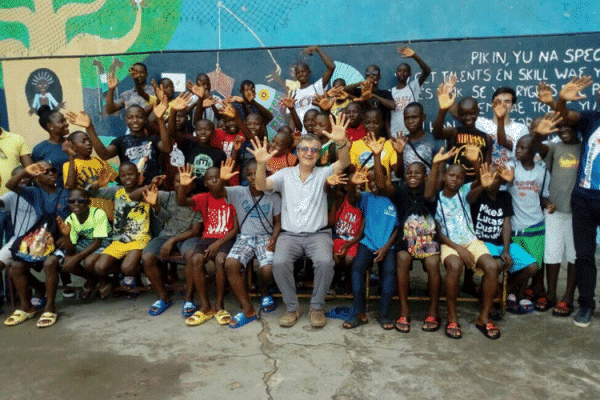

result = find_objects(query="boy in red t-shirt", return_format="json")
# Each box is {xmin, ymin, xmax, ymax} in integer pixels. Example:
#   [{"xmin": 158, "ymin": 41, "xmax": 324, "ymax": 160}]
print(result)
[{"xmin": 177, "ymin": 165, "xmax": 239, "ymax": 327}]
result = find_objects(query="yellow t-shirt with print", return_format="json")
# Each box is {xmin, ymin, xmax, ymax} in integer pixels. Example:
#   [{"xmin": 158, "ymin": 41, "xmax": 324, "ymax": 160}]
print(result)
[{"xmin": 350, "ymin": 139, "xmax": 398, "ymax": 177}]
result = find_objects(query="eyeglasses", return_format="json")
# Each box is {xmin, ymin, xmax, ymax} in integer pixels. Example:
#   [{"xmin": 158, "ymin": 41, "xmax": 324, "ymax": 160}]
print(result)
[
  {"xmin": 298, "ymin": 146, "xmax": 320, "ymax": 155},
  {"xmin": 67, "ymin": 198, "xmax": 87, "ymax": 205},
  {"xmin": 43, "ymin": 167, "xmax": 58, "ymax": 175}
]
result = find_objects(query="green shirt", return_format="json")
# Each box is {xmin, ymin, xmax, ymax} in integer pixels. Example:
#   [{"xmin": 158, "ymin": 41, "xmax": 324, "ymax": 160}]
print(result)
[{"xmin": 65, "ymin": 207, "xmax": 111, "ymax": 247}]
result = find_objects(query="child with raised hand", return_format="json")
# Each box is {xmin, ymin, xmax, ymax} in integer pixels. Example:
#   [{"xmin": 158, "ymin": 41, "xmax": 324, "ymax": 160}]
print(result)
[
  {"xmin": 342, "ymin": 165, "xmax": 398, "ymax": 330},
  {"xmin": 328, "ymin": 78, "xmax": 353, "ymax": 117},
  {"xmin": 177, "ymin": 164, "xmax": 239, "ymax": 326},
  {"xmin": 435, "ymin": 158, "xmax": 503, "ymax": 340},
  {"xmin": 219, "ymin": 159, "xmax": 282, "ymax": 328},
  {"xmin": 313, "ymin": 112, "xmax": 339, "ymax": 167},
  {"xmin": 81, "ymin": 96, "xmax": 172, "ymax": 185},
  {"xmin": 506, "ymin": 134, "xmax": 552, "ymax": 310},
  {"xmin": 58, "ymin": 188, "xmax": 112, "ymax": 300},
  {"xmin": 291, "ymin": 45, "xmax": 336, "ymax": 133},
  {"xmin": 390, "ymin": 46, "xmax": 431, "ymax": 137},
  {"xmin": 89, "ymin": 162, "xmax": 152, "ymax": 296},
  {"xmin": 267, "ymin": 128, "xmax": 298, "ymax": 174},
  {"xmin": 432, "ymin": 75, "xmax": 492, "ymax": 182},
  {"xmin": 531, "ymin": 113, "xmax": 578, "ymax": 315},
  {"xmin": 350, "ymin": 109, "xmax": 398, "ymax": 180},
  {"xmin": 468, "ymin": 163, "xmax": 538, "ymax": 314},
  {"xmin": 187, "ymin": 74, "xmax": 220, "ymax": 124},
  {"xmin": 138, "ymin": 175, "xmax": 202, "ymax": 316},
  {"xmin": 105, "ymin": 63, "xmax": 154, "ymax": 115},
  {"xmin": 368, "ymin": 134, "xmax": 446, "ymax": 333},
  {"xmin": 280, "ymin": 92, "xmax": 303, "ymax": 134},
  {"xmin": 3, "ymin": 161, "xmax": 70, "ymax": 328},
  {"xmin": 301, "ymin": 109, "xmax": 319, "ymax": 136},
  {"xmin": 226, "ymin": 80, "xmax": 274, "ymax": 123}
]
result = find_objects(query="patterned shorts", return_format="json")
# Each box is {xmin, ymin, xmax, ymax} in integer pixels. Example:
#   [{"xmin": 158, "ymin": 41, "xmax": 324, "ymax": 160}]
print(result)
[{"xmin": 227, "ymin": 234, "xmax": 273, "ymax": 268}]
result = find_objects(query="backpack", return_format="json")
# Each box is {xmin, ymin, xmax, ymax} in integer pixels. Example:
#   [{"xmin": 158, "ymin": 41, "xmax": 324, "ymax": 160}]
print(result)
[{"xmin": 10, "ymin": 213, "xmax": 61, "ymax": 263}]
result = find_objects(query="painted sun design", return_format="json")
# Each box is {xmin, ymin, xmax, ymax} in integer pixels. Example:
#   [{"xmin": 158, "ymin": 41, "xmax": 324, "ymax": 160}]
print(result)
[{"xmin": 258, "ymin": 89, "xmax": 270, "ymax": 101}]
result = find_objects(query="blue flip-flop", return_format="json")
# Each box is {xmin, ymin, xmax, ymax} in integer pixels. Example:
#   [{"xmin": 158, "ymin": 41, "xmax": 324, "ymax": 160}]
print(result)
[
  {"xmin": 325, "ymin": 306, "xmax": 356, "ymax": 321},
  {"xmin": 229, "ymin": 312, "xmax": 258, "ymax": 329},
  {"xmin": 31, "ymin": 297, "xmax": 47, "ymax": 310},
  {"xmin": 148, "ymin": 299, "xmax": 174, "ymax": 316},
  {"xmin": 181, "ymin": 301, "xmax": 197, "ymax": 317},
  {"xmin": 260, "ymin": 295, "xmax": 276, "ymax": 313}
]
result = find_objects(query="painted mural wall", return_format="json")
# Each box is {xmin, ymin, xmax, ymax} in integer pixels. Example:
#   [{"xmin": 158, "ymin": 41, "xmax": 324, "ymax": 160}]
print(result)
[{"xmin": 1, "ymin": 0, "xmax": 599, "ymax": 147}]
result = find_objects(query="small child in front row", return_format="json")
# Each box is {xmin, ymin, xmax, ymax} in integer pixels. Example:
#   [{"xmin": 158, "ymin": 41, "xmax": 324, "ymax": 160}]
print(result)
[
  {"xmin": 136, "ymin": 173, "xmax": 203, "ymax": 316},
  {"xmin": 220, "ymin": 159, "xmax": 282, "ymax": 328},
  {"xmin": 177, "ymin": 165, "xmax": 239, "ymax": 327},
  {"xmin": 342, "ymin": 166, "xmax": 399, "ymax": 330},
  {"xmin": 506, "ymin": 134, "xmax": 552, "ymax": 310},
  {"xmin": 435, "ymin": 160, "xmax": 502, "ymax": 340},
  {"xmin": 533, "ymin": 115, "xmax": 579, "ymax": 316},
  {"xmin": 90, "ymin": 162, "xmax": 151, "ymax": 297}
]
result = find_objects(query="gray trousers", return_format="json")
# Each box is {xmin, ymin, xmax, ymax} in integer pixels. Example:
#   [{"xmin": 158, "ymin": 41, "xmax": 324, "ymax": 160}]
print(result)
[{"xmin": 272, "ymin": 231, "xmax": 335, "ymax": 311}]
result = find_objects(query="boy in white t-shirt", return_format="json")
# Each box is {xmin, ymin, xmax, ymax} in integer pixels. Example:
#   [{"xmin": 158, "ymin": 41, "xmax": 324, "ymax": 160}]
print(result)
[{"xmin": 390, "ymin": 46, "xmax": 431, "ymax": 138}]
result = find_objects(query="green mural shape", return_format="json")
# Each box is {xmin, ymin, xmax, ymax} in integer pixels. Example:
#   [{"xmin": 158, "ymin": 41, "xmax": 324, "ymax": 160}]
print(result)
[{"xmin": 75, "ymin": 0, "xmax": 183, "ymax": 88}]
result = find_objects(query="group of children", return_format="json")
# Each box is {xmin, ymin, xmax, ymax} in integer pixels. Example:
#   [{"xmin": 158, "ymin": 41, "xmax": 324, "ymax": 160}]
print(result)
[{"xmin": 0, "ymin": 48, "xmax": 588, "ymax": 339}]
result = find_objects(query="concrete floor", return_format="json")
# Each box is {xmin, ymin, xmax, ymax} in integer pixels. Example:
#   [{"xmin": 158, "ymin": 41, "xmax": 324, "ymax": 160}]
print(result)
[{"xmin": 1, "ymin": 264, "xmax": 600, "ymax": 400}]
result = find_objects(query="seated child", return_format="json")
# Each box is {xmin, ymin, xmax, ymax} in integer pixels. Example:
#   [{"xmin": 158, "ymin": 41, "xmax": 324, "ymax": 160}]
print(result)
[
  {"xmin": 177, "ymin": 165, "xmax": 239, "ymax": 326},
  {"xmin": 220, "ymin": 160, "xmax": 282, "ymax": 328},
  {"xmin": 507, "ymin": 134, "xmax": 552, "ymax": 310},
  {"xmin": 90, "ymin": 162, "xmax": 151, "ymax": 295},
  {"xmin": 3, "ymin": 162, "xmax": 71, "ymax": 328},
  {"xmin": 138, "ymin": 173, "xmax": 203, "ymax": 316},
  {"xmin": 267, "ymin": 128, "xmax": 298, "ymax": 174},
  {"xmin": 533, "ymin": 115, "xmax": 578, "ymax": 316},
  {"xmin": 435, "ymin": 161, "xmax": 502, "ymax": 340},
  {"xmin": 468, "ymin": 163, "xmax": 538, "ymax": 314},
  {"xmin": 342, "ymin": 166, "xmax": 398, "ymax": 331},
  {"xmin": 369, "ymin": 133, "xmax": 443, "ymax": 333}
]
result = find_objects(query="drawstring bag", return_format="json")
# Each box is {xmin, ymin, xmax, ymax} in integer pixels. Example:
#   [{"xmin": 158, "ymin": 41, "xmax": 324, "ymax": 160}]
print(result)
[{"xmin": 10, "ymin": 214, "xmax": 61, "ymax": 263}]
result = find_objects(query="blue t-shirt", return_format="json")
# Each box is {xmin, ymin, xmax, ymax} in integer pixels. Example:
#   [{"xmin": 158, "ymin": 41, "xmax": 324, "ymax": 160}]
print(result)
[
  {"xmin": 573, "ymin": 111, "xmax": 600, "ymax": 200},
  {"xmin": 359, "ymin": 192, "xmax": 397, "ymax": 251},
  {"xmin": 32, "ymin": 140, "xmax": 69, "ymax": 188},
  {"xmin": 19, "ymin": 186, "xmax": 70, "ymax": 219}
]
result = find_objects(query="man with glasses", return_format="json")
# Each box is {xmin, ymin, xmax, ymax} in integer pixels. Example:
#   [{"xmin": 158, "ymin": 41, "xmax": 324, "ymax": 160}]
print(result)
[{"xmin": 250, "ymin": 114, "xmax": 350, "ymax": 328}]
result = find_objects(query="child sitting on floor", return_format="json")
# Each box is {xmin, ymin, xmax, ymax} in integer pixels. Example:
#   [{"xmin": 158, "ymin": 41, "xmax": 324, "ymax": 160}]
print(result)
[{"xmin": 177, "ymin": 165, "xmax": 239, "ymax": 327}]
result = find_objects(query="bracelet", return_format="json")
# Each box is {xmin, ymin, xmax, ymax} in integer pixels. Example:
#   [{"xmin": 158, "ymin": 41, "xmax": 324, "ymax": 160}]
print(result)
[{"xmin": 337, "ymin": 140, "xmax": 348, "ymax": 150}]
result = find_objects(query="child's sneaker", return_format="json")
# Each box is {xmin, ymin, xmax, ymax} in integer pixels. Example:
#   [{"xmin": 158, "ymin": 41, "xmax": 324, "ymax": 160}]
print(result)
[
  {"xmin": 573, "ymin": 307, "xmax": 593, "ymax": 328},
  {"xmin": 62, "ymin": 285, "xmax": 76, "ymax": 298}
]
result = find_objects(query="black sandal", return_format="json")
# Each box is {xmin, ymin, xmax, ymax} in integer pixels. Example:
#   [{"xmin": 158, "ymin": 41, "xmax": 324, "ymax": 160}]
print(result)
[{"xmin": 342, "ymin": 317, "xmax": 368, "ymax": 329}]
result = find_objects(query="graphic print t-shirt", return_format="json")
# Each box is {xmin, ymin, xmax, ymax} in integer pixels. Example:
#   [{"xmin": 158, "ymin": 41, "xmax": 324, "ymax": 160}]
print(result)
[
  {"xmin": 333, "ymin": 197, "xmax": 363, "ymax": 242},
  {"xmin": 110, "ymin": 134, "xmax": 161, "ymax": 185},
  {"xmin": 449, "ymin": 126, "xmax": 491, "ymax": 181},
  {"xmin": 470, "ymin": 191, "xmax": 513, "ymax": 246},
  {"xmin": 191, "ymin": 192, "xmax": 237, "ymax": 239}
]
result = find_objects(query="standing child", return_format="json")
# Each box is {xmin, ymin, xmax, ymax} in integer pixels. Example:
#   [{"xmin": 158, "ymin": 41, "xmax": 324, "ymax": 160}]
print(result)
[
  {"xmin": 267, "ymin": 129, "xmax": 297, "ymax": 174},
  {"xmin": 344, "ymin": 102, "xmax": 367, "ymax": 143},
  {"xmin": 313, "ymin": 113, "xmax": 339, "ymax": 167},
  {"xmin": 177, "ymin": 165, "xmax": 239, "ymax": 326},
  {"xmin": 507, "ymin": 134, "xmax": 552, "ymax": 310}
]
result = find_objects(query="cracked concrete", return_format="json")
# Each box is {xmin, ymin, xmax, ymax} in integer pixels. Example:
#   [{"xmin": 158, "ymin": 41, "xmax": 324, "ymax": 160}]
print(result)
[{"xmin": 1, "ymin": 262, "xmax": 600, "ymax": 399}]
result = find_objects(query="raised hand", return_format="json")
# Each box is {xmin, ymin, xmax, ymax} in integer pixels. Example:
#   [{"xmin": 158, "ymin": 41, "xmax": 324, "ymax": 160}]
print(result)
[
  {"xmin": 327, "ymin": 86, "xmax": 348, "ymax": 100},
  {"xmin": 559, "ymin": 75, "xmax": 593, "ymax": 102},
  {"xmin": 220, "ymin": 158, "xmax": 240, "ymax": 181},
  {"xmin": 464, "ymin": 144, "xmax": 480, "ymax": 163},
  {"xmin": 313, "ymin": 93, "xmax": 334, "ymax": 111},
  {"xmin": 360, "ymin": 80, "xmax": 373, "ymax": 95},
  {"xmin": 218, "ymin": 102, "xmax": 236, "ymax": 118},
  {"xmin": 326, "ymin": 172, "xmax": 348, "ymax": 186},
  {"xmin": 497, "ymin": 164, "xmax": 514, "ymax": 183},
  {"xmin": 151, "ymin": 174, "xmax": 166, "ymax": 188},
  {"xmin": 536, "ymin": 81, "xmax": 554, "ymax": 105},
  {"xmin": 225, "ymin": 95, "xmax": 244, "ymax": 104},
  {"xmin": 142, "ymin": 184, "xmax": 158, "ymax": 206},
  {"xmin": 390, "ymin": 135, "xmax": 408, "ymax": 154},
  {"xmin": 107, "ymin": 71, "xmax": 119, "ymax": 90},
  {"xmin": 25, "ymin": 162, "xmax": 47, "ymax": 176},
  {"xmin": 233, "ymin": 135, "xmax": 245, "ymax": 152},
  {"xmin": 479, "ymin": 163, "xmax": 497, "ymax": 188},
  {"xmin": 432, "ymin": 147, "xmax": 459, "ymax": 165},
  {"xmin": 62, "ymin": 141, "xmax": 77, "ymax": 157},
  {"xmin": 96, "ymin": 167, "xmax": 111, "ymax": 188},
  {"xmin": 351, "ymin": 167, "xmax": 369, "ymax": 185},
  {"xmin": 302, "ymin": 45, "xmax": 319, "ymax": 55},
  {"xmin": 178, "ymin": 164, "xmax": 196, "ymax": 187},
  {"xmin": 56, "ymin": 216, "xmax": 71, "ymax": 237},
  {"xmin": 363, "ymin": 132, "xmax": 384, "ymax": 155},
  {"xmin": 170, "ymin": 92, "xmax": 192, "ymax": 111},
  {"xmin": 535, "ymin": 112, "xmax": 563, "ymax": 136},
  {"xmin": 397, "ymin": 46, "xmax": 416, "ymax": 58},
  {"xmin": 65, "ymin": 110, "xmax": 92, "ymax": 129},
  {"xmin": 280, "ymin": 91, "xmax": 295, "ymax": 109},
  {"xmin": 321, "ymin": 113, "xmax": 349, "ymax": 143},
  {"xmin": 248, "ymin": 136, "xmax": 276, "ymax": 164},
  {"xmin": 437, "ymin": 79, "xmax": 456, "ymax": 110},
  {"xmin": 186, "ymin": 80, "xmax": 205, "ymax": 99},
  {"xmin": 153, "ymin": 95, "xmax": 169, "ymax": 120},
  {"xmin": 151, "ymin": 80, "xmax": 164, "ymax": 102},
  {"xmin": 202, "ymin": 96, "xmax": 219, "ymax": 108},
  {"xmin": 492, "ymin": 98, "xmax": 508, "ymax": 119}
]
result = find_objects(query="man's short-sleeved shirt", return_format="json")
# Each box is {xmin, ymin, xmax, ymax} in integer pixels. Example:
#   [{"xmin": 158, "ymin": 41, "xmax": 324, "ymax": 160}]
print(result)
[
  {"xmin": 476, "ymin": 116, "xmax": 528, "ymax": 167},
  {"xmin": 225, "ymin": 186, "xmax": 281, "ymax": 236},
  {"xmin": 65, "ymin": 207, "xmax": 111, "ymax": 247},
  {"xmin": 390, "ymin": 80, "xmax": 421, "ymax": 137},
  {"xmin": 270, "ymin": 164, "xmax": 333, "ymax": 233},
  {"xmin": 0, "ymin": 130, "xmax": 30, "ymax": 195},
  {"xmin": 191, "ymin": 192, "xmax": 236, "ymax": 239},
  {"xmin": 470, "ymin": 191, "xmax": 513, "ymax": 246}
]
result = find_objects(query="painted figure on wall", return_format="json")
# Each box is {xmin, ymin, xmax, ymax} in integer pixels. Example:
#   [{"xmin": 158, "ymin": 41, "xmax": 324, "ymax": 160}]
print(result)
[{"xmin": 26, "ymin": 69, "xmax": 65, "ymax": 116}]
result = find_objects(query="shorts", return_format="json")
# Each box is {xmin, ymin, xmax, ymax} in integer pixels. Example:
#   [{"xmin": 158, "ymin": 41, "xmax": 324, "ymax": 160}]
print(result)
[
  {"xmin": 544, "ymin": 211, "xmax": 575, "ymax": 264},
  {"xmin": 75, "ymin": 238, "xmax": 112, "ymax": 254},
  {"xmin": 142, "ymin": 236, "xmax": 198, "ymax": 258},
  {"xmin": 512, "ymin": 221, "xmax": 545, "ymax": 266},
  {"xmin": 103, "ymin": 239, "xmax": 149, "ymax": 260},
  {"xmin": 187, "ymin": 237, "xmax": 234, "ymax": 257},
  {"xmin": 484, "ymin": 242, "xmax": 537, "ymax": 273},
  {"xmin": 440, "ymin": 239, "xmax": 490, "ymax": 276},
  {"xmin": 333, "ymin": 238, "xmax": 358, "ymax": 258},
  {"xmin": 227, "ymin": 234, "xmax": 274, "ymax": 268}
]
